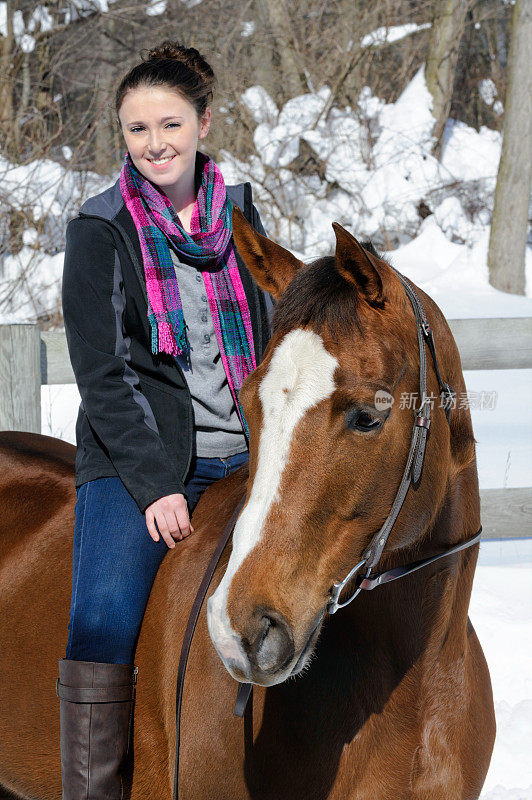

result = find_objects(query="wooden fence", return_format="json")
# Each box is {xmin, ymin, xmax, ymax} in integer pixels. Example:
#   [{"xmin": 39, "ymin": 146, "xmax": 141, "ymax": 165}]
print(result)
[{"xmin": 1, "ymin": 317, "xmax": 531, "ymax": 539}]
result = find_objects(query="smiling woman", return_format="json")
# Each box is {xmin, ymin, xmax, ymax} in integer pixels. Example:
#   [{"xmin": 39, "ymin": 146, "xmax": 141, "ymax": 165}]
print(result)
[
  {"xmin": 118, "ymin": 83, "xmax": 212, "ymax": 232},
  {"xmin": 56, "ymin": 39, "xmax": 272, "ymax": 798}
]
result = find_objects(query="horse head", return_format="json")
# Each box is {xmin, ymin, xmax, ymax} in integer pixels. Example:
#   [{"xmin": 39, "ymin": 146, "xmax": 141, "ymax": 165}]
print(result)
[{"xmin": 206, "ymin": 205, "xmax": 477, "ymax": 687}]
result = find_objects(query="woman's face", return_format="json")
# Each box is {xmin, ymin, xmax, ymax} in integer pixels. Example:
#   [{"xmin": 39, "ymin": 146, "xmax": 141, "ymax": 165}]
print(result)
[{"xmin": 118, "ymin": 85, "xmax": 211, "ymax": 190}]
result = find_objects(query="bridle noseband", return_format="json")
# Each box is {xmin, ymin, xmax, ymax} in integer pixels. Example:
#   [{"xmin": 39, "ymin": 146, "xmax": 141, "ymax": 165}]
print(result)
[{"xmin": 327, "ymin": 266, "xmax": 482, "ymax": 615}]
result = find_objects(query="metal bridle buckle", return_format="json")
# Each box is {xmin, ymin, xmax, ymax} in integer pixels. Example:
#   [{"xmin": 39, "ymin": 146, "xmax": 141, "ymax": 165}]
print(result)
[{"xmin": 327, "ymin": 558, "xmax": 372, "ymax": 615}]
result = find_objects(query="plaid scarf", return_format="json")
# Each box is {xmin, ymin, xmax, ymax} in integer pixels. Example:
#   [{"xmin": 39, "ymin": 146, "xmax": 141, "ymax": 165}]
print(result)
[{"xmin": 119, "ymin": 150, "xmax": 256, "ymax": 437}]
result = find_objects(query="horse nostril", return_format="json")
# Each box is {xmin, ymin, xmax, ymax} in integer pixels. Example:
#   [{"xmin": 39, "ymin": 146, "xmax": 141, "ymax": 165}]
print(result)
[{"xmin": 243, "ymin": 608, "xmax": 295, "ymax": 674}]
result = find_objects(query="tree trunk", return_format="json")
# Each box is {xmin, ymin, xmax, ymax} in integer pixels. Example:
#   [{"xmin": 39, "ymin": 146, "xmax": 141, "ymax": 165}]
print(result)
[
  {"xmin": 258, "ymin": 0, "xmax": 307, "ymax": 103},
  {"xmin": 94, "ymin": 17, "xmax": 117, "ymax": 175},
  {"xmin": 426, "ymin": 0, "xmax": 469, "ymax": 158},
  {"xmin": 0, "ymin": 0, "xmax": 16, "ymax": 158},
  {"xmin": 488, "ymin": 0, "xmax": 532, "ymax": 295}
]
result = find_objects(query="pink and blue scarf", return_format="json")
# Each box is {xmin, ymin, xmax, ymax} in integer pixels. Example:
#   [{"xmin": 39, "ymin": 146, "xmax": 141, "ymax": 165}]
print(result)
[{"xmin": 119, "ymin": 150, "xmax": 256, "ymax": 436}]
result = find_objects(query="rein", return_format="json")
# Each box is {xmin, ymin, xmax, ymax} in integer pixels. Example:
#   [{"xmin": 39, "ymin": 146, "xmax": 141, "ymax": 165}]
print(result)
[
  {"xmin": 173, "ymin": 495, "xmax": 252, "ymax": 800},
  {"xmin": 172, "ymin": 264, "xmax": 482, "ymax": 798}
]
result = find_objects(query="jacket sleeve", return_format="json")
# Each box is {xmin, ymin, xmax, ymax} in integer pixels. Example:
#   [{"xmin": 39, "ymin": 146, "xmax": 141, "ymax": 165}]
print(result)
[{"xmin": 62, "ymin": 216, "xmax": 187, "ymax": 514}]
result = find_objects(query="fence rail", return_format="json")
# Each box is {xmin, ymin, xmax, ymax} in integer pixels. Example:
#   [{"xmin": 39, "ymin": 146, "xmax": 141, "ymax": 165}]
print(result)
[
  {"xmin": 1, "ymin": 318, "xmax": 531, "ymax": 540},
  {"xmin": 480, "ymin": 487, "xmax": 532, "ymax": 539},
  {"xmin": 447, "ymin": 316, "xmax": 532, "ymax": 370}
]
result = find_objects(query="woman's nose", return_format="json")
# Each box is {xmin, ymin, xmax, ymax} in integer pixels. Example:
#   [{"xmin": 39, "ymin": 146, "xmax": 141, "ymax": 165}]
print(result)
[{"xmin": 148, "ymin": 130, "xmax": 164, "ymax": 154}]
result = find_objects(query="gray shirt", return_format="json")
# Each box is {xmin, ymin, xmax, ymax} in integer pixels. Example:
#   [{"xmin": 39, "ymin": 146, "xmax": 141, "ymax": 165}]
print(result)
[{"xmin": 168, "ymin": 245, "xmax": 249, "ymax": 458}]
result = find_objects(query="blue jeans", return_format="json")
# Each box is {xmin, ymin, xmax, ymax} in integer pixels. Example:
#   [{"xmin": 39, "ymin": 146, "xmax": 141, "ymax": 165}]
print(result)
[{"xmin": 65, "ymin": 451, "xmax": 249, "ymax": 664}]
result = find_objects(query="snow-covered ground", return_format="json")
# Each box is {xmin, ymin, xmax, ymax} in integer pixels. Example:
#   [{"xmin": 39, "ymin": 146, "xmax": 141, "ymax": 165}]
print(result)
[
  {"xmin": 2, "ymin": 63, "xmax": 531, "ymax": 797},
  {"xmin": 221, "ymin": 67, "xmax": 531, "ymax": 306},
  {"xmin": 472, "ymin": 551, "xmax": 532, "ymax": 799}
]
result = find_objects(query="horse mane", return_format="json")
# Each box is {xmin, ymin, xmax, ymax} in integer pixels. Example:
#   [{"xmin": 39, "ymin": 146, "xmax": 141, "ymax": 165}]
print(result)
[{"xmin": 272, "ymin": 241, "xmax": 387, "ymax": 338}]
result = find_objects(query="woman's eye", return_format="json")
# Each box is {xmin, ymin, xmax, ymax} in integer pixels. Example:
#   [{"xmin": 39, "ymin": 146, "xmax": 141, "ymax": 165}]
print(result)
[
  {"xmin": 129, "ymin": 123, "xmax": 181, "ymax": 133},
  {"xmin": 345, "ymin": 408, "xmax": 386, "ymax": 432}
]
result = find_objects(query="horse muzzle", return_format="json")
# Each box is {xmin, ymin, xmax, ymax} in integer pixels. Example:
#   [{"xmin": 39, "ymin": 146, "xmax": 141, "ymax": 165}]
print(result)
[{"xmin": 207, "ymin": 593, "xmax": 324, "ymax": 686}]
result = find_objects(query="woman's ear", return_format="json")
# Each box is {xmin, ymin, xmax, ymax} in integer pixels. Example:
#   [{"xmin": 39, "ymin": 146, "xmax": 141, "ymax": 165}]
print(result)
[
  {"xmin": 232, "ymin": 205, "xmax": 304, "ymax": 300},
  {"xmin": 199, "ymin": 107, "xmax": 211, "ymax": 139}
]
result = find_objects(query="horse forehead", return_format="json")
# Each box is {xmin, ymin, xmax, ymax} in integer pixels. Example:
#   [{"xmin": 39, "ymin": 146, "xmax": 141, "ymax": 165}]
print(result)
[
  {"xmin": 226, "ymin": 328, "xmax": 338, "ymax": 582},
  {"xmin": 259, "ymin": 328, "xmax": 339, "ymax": 409}
]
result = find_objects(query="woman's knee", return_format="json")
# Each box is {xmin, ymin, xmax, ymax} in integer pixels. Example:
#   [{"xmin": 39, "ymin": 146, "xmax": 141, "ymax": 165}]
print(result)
[{"xmin": 67, "ymin": 590, "xmax": 143, "ymax": 659}]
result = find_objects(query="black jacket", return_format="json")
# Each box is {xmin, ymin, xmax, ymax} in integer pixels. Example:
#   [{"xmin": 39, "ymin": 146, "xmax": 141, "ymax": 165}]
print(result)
[{"xmin": 61, "ymin": 178, "xmax": 272, "ymax": 514}]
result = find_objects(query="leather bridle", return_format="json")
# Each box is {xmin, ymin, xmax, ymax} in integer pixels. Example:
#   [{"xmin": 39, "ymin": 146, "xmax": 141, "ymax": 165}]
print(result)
[
  {"xmin": 172, "ymin": 264, "xmax": 482, "ymax": 798},
  {"xmin": 327, "ymin": 265, "xmax": 482, "ymax": 614}
]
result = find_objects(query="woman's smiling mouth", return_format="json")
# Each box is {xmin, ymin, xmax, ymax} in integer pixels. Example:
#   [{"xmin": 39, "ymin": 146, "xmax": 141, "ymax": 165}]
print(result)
[{"xmin": 147, "ymin": 154, "xmax": 176, "ymax": 168}]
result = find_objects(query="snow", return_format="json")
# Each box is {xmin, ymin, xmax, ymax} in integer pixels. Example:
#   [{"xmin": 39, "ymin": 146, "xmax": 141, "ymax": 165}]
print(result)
[
  {"xmin": 225, "ymin": 66, "xmax": 531, "ymax": 306},
  {"xmin": 0, "ymin": 154, "xmax": 107, "ymax": 218},
  {"xmin": 389, "ymin": 221, "xmax": 532, "ymax": 319},
  {"xmin": 241, "ymin": 20, "xmax": 255, "ymax": 37},
  {"xmin": 441, "ymin": 119, "xmax": 501, "ymax": 182},
  {"xmin": 361, "ymin": 23, "xmax": 431, "ymax": 48},
  {"xmin": 466, "ymin": 368, "xmax": 532, "ymax": 489},
  {"xmin": 241, "ymin": 86, "xmax": 279, "ymax": 125},
  {"xmin": 482, "ymin": 789, "xmax": 532, "ymax": 800},
  {"xmin": 471, "ymin": 558, "xmax": 532, "ymax": 797},
  {"xmin": 146, "ymin": 0, "xmax": 166, "ymax": 15},
  {"xmin": 8, "ymin": 3, "xmax": 56, "ymax": 50},
  {"xmin": 41, "ymin": 384, "xmax": 80, "ymax": 444},
  {"xmin": 1, "ymin": 0, "xmax": 120, "ymax": 36},
  {"xmin": 0, "ymin": 312, "xmax": 31, "ymax": 324},
  {"xmin": 479, "ymin": 78, "xmax": 499, "ymax": 107},
  {"xmin": 0, "ymin": 153, "xmax": 111, "ymax": 320}
]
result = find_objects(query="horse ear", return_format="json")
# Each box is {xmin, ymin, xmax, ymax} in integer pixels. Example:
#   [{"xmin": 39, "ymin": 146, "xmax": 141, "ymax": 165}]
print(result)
[
  {"xmin": 232, "ymin": 205, "xmax": 304, "ymax": 300},
  {"xmin": 332, "ymin": 222, "xmax": 384, "ymax": 307}
]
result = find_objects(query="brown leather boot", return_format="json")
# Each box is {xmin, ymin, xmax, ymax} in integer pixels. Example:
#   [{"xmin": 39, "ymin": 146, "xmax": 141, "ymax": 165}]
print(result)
[{"xmin": 56, "ymin": 658, "xmax": 138, "ymax": 799}]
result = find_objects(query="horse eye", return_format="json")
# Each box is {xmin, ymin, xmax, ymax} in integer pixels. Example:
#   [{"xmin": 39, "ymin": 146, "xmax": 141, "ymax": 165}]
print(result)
[{"xmin": 345, "ymin": 408, "xmax": 385, "ymax": 432}]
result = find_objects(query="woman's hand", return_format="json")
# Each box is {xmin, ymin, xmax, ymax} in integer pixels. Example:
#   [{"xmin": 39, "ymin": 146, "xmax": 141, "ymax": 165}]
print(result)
[{"xmin": 145, "ymin": 493, "xmax": 195, "ymax": 548}]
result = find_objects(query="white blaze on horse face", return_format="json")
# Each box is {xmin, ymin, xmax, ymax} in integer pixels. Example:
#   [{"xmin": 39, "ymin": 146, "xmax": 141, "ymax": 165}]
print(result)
[{"xmin": 207, "ymin": 328, "xmax": 339, "ymax": 675}]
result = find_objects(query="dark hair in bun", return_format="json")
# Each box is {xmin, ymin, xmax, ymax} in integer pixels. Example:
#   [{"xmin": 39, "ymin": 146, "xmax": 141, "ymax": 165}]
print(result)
[{"xmin": 115, "ymin": 40, "xmax": 216, "ymax": 122}]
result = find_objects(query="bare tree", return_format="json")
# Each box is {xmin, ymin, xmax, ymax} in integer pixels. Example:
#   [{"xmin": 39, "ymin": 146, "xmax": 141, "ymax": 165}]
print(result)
[
  {"xmin": 0, "ymin": 0, "xmax": 16, "ymax": 157},
  {"xmin": 488, "ymin": 0, "xmax": 532, "ymax": 295},
  {"xmin": 94, "ymin": 16, "xmax": 120, "ymax": 175},
  {"xmin": 426, "ymin": 0, "xmax": 469, "ymax": 158},
  {"xmin": 257, "ymin": 0, "xmax": 308, "ymax": 102}
]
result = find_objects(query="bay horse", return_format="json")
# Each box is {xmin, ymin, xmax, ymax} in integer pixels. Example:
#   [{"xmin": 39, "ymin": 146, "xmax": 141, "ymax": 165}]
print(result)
[{"xmin": 0, "ymin": 207, "xmax": 495, "ymax": 799}]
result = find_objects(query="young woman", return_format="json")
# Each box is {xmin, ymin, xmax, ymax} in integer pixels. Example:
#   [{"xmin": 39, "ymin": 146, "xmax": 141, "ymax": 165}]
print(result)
[{"xmin": 57, "ymin": 40, "xmax": 272, "ymax": 797}]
